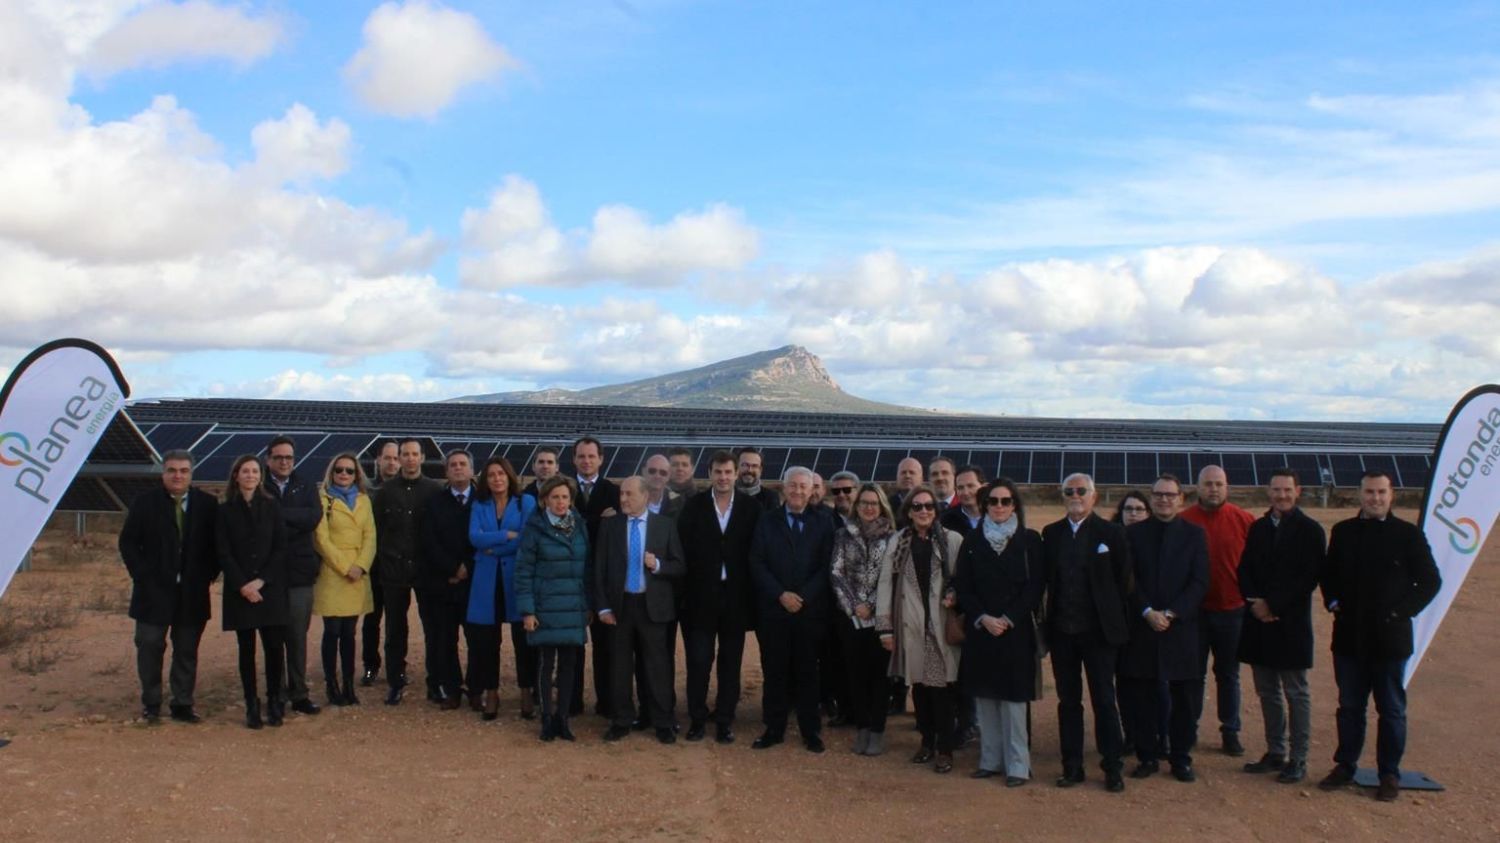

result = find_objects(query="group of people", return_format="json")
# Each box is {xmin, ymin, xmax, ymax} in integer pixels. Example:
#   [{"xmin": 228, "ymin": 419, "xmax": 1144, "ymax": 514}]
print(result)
[{"xmin": 117, "ymin": 437, "xmax": 1441, "ymax": 802}]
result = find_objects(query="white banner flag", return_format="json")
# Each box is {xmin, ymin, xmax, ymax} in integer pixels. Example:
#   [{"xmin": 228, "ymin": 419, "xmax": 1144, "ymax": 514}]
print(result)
[
  {"xmin": 1409, "ymin": 384, "xmax": 1500, "ymax": 685},
  {"xmin": 0, "ymin": 339, "xmax": 130, "ymax": 600}
]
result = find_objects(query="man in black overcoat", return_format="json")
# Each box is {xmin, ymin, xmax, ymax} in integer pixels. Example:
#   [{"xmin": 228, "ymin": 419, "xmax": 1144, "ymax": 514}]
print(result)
[
  {"xmin": 572, "ymin": 435, "xmax": 621, "ymax": 717},
  {"xmin": 118, "ymin": 450, "xmax": 219, "ymax": 723},
  {"xmin": 418, "ymin": 449, "xmax": 476, "ymax": 709}
]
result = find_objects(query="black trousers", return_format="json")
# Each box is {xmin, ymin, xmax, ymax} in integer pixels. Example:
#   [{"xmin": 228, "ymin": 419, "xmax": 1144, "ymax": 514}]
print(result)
[
  {"xmin": 836, "ymin": 621, "xmax": 890, "ymax": 733},
  {"xmin": 609, "ymin": 595, "xmax": 674, "ymax": 729},
  {"xmin": 820, "ymin": 613, "xmax": 850, "ymax": 717},
  {"xmin": 465, "ymin": 622, "xmax": 502, "ymax": 692},
  {"xmin": 1124, "ymin": 675, "xmax": 1204, "ymax": 768},
  {"xmin": 382, "ymin": 583, "xmax": 412, "ymax": 688},
  {"xmin": 586, "ymin": 619, "xmax": 613, "ymax": 715},
  {"xmin": 539, "ymin": 645, "xmax": 578, "ymax": 722},
  {"xmin": 134, "ymin": 612, "xmax": 205, "ymax": 709},
  {"xmin": 636, "ymin": 620, "xmax": 678, "ymax": 723},
  {"xmin": 511, "ymin": 621, "xmax": 538, "ymax": 689},
  {"xmin": 417, "ymin": 595, "xmax": 464, "ymax": 696},
  {"xmin": 758, "ymin": 614, "xmax": 823, "ymax": 738},
  {"xmin": 1050, "ymin": 628, "xmax": 1125, "ymax": 774},
  {"xmin": 320, "ymin": 616, "xmax": 357, "ymax": 687},
  {"xmin": 363, "ymin": 579, "xmax": 384, "ymax": 671},
  {"xmin": 913, "ymin": 682, "xmax": 958, "ymax": 753},
  {"xmin": 235, "ymin": 626, "xmax": 286, "ymax": 702},
  {"xmin": 685, "ymin": 617, "xmax": 747, "ymax": 726}
]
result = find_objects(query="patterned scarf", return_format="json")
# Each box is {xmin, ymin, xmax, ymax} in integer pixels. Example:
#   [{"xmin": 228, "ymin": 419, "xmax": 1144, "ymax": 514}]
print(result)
[
  {"xmin": 982, "ymin": 515, "xmax": 1018, "ymax": 556},
  {"xmin": 547, "ymin": 509, "xmax": 576, "ymax": 537}
]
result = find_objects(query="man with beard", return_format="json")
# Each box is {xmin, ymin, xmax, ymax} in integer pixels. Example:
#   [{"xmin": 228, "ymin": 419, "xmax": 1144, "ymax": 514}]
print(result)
[{"xmin": 735, "ymin": 446, "xmax": 781, "ymax": 510}]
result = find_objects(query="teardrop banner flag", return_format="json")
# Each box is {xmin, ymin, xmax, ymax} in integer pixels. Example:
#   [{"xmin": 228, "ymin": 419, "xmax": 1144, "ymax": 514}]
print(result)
[
  {"xmin": 1409, "ymin": 384, "xmax": 1500, "ymax": 685},
  {"xmin": 0, "ymin": 339, "xmax": 130, "ymax": 600}
]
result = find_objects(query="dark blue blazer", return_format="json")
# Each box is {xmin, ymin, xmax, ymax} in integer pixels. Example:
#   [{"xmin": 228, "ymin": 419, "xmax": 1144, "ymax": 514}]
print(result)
[
  {"xmin": 748, "ymin": 505, "xmax": 836, "ymax": 622},
  {"xmin": 1120, "ymin": 517, "xmax": 1210, "ymax": 681}
]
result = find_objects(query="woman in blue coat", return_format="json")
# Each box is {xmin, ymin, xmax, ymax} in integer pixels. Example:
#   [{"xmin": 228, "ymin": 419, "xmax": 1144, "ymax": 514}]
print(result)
[
  {"xmin": 515, "ymin": 476, "xmax": 591, "ymax": 741},
  {"xmin": 467, "ymin": 457, "xmax": 536, "ymax": 721}
]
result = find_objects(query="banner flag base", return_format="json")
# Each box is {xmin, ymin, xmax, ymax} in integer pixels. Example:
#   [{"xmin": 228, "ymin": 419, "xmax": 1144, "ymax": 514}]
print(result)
[{"xmin": 1353, "ymin": 768, "xmax": 1444, "ymax": 791}]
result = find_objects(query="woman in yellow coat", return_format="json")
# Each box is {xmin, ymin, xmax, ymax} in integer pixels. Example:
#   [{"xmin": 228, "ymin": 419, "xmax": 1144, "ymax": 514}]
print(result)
[{"xmin": 313, "ymin": 452, "xmax": 376, "ymax": 706}]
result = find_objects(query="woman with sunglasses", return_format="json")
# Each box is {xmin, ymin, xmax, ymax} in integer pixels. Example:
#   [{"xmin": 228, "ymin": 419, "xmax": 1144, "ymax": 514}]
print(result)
[
  {"xmin": 217, "ymin": 454, "xmax": 290, "ymax": 729},
  {"xmin": 952, "ymin": 478, "xmax": 1046, "ymax": 785},
  {"xmin": 313, "ymin": 453, "xmax": 376, "ymax": 706},
  {"xmin": 830, "ymin": 482, "xmax": 898, "ymax": 756},
  {"xmin": 877, "ymin": 485, "xmax": 965, "ymax": 773}
]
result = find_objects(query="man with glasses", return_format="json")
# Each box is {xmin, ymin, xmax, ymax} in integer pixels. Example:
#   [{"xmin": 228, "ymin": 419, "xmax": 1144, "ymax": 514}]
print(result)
[
  {"xmin": 827, "ymin": 471, "xmax": 860, "ymax": 523},
  {"xmin": 1041, "ymin": 473, "xmax": 1133, "ymax": 792},
  {"xmin": 643, "ymin": 453, "xmax": 686, "ymax": 519},
  {"xmin": 263, "ymin": 436, "xmax": 324, "ymax": 717},
  {"xmin": 1179, "ymin": 465, "xmax": 1257, "ymax": 758},
  {"xmin": 735, "ymin": 446, "xmax": 781, "ymax": 510},
  {"xmin": 118, "ymin": 450, "xmax": 219, "ymax": 723},
  {"xmin": 1121, "ymin": 474, "xmax": 1210, "ymax": 783}
]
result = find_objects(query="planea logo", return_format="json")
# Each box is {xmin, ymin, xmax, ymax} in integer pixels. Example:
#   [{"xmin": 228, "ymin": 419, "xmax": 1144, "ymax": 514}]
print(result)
[{"xmin": 2, "ymin": 376, "xmax": 118, "ymax": 505}]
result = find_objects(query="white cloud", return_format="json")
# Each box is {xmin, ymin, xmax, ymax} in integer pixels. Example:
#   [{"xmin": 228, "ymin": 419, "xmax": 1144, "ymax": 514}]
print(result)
[
  {"xmin": 83, "ymin": 1, "xmax": 284, "ymax": 77},
  {"xmin": 250, "ymin": 103, "xmax": 351, "ymax": 183},
  {"xmin": 343, "ymin": 0, "xmax": 515, "ymax": 119},
  {"xmin": 231, "ymin": 369, "xmax": 464, "ymax": 402},
  {"xmin": 458, "ymin": 175, "xmax": 760, "ymax": 289}
]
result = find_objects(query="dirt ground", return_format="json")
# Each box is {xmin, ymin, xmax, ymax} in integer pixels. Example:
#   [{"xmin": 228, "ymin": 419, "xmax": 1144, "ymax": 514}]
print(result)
[{"xmin": 1, "ymin": 504, "xmax": 1496, "ymax": 842}]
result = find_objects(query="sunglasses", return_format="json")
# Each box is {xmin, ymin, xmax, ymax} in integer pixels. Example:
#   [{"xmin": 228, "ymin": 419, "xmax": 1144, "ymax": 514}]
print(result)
[
  {"xmin": 830, "ymin": 486, "xmax": 856, "ymax": 496},
  {"xmin": 1061, "ymin": 487, "xmax": 1090, "ymax": 497},
  {"xmin": 645, "ymin": 468, "xmax": 669, "ymax": 476},
  {"xmin": 986, "ymin": 496, "xmax": 1014, "ymax": 507},
  {"xmin": 907, "ymin": 502, "xmax": 936, "ymax": 512},
  {"xmin": 332, "ymin": 466, "xmax": 357, "ymax": 476}
]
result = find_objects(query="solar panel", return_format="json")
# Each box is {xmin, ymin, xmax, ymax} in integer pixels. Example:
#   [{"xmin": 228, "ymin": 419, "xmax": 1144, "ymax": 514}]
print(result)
[
  {"xmin": 1394, "ymin": 454, "xmax": 1431, "ymax": 489},
  {"xmin": 1189, "ymin": 452, "xmax": 1223, "ymax": 483},
  {"xmin": 813, "ymin": 448, "xmax": 846, "ymax": 476},
  {"xmin": 999, "ymin": 451, "xmax": 1031, "ymax": 484},
  {"xmin": 1061, "ymin": 451, "xmax": 1093, "ymax": 482},
  {"xmin": 58, "ymin": 477, "xmax": 122, "ymax": 512},
  {"xmin": 1283, "ymin": 453, "xmax": 1322, "ymax": 487},
  {"xmin": 1125, "ymin": 452, "xmax": 1157, "ymax": 485},
  {"xmin": 87, "ymin": 416, "xmax": 158, "ymax": 464},
  {"xmin": 873, "ymin": 449, "xmax": 908, "ymax": 482},
  {"xmin": 759, "ymin": 447, "xmax": 790, "ymax": 479},
  {"xmin": 109, "ymin": 477, "xmax": 173, "ymax": 508},
  {"xmin": 1030, "ymin": 451, "xmax": 1062, "ymax": 485},
  {"xmin": 145, "ymin": 422, "xmax": 211, "ymax": 453},
  {"xmin": 299, "ymin": 433, "xmax": 374, "ymax": 481},
  {"xmin": 1328, "ymin": 454, "xmax": 1365, "ymax": 487},
  {"xmin": 786, "ymin": 448, "xmax": 820, "ymax": 476},
  {"xmin": 196, "ymin": 433, "xmax": 273, "ymax": 481},
  {"xmin": 1221, "ymin": 452, "xmax": 1256, "ymax": 486},
  {"xmin": 843, "ymin": 448, "xmax": 879, "ymax": 482},
  {"xmin": 606, "ymin": 446, "xmax": 646, "ymax": 477},
  {"xmin": 964, "ymin": 450, "xmax": 1001, "ymax": 481},
  {"xmin": 1158, "ymin": 452, "xmax": 1191, "ymax": 483},
  {"xmin": 1094, "ymin": 451, "xmax": 1126, "ymax": 485},
  {"xmin": 1254, "ymin": 453, "xmax": 1288, "ymax": 486}
]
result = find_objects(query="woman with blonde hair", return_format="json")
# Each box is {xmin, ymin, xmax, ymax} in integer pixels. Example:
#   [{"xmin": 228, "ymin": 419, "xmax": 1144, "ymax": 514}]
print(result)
[
  {"xmin": 313, "ymin": 452, "xmax": 376, "ymax": 706},
  {"xmin": 831, "ymin": 482, "xmax": 898, "ymax": 756}
]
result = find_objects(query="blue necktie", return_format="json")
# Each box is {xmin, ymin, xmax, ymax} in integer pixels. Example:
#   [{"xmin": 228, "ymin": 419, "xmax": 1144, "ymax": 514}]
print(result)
[{"xmin": 627, "ymin": 517, "xmax": 645, "ymax": 593}]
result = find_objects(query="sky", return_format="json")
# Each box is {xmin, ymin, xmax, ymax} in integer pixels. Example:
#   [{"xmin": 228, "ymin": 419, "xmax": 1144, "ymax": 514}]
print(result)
[{"xmin": 1, "ymin": 0, "xmax": 1497, "ymax": 422}]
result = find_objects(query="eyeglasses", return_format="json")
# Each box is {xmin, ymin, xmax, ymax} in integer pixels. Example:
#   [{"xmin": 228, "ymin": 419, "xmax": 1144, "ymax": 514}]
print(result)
[
  {"xmin": 332, "ymin": 466, "xmax": 357, "ymax": 476},
  {"xmin": 1121, "ymin": 504, "xmax": 1148, "ymax": 513},
  {"xmin": 268, "ymin": 454, "xmax": 294, "ymax": 461},
  {"xmin": 907, "ymin": 502, "xmax": 936, "ymax": 512},
  {"xmin": 856, "ymin": 499, "xmax": 880, "ymax": 508},
  {"xmin": 986, "ymin": 496, "xmax": 1014, "ymax": 507},
  {"xmin": 645, "ymin": 468, "xmax": 669, "ymax": 476},
  {"xmin": 1061, "ymin": 487, "xmax": 1090, "ymax": 497},
  {"xmin": 1151, "ymin": 491, "xmax": 1180, "ymax": 499},
  {"xmin": 830, "ymin": 486, "xmax": 856, "ymax": 496}
]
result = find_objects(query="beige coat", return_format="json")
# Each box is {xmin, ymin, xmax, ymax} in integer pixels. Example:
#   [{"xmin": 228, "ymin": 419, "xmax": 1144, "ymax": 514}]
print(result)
[
  {"xmin": 312, "ymin": 489, "xmax": 376, "ymax": 617},
  {"xmin": 876, "ymin": 526, "xmax": 964, "ymax": 686}
]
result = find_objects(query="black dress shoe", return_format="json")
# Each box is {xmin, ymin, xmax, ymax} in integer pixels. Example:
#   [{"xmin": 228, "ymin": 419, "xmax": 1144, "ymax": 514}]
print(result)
[
  {"xmin": 540, "ymin": 718, "xmax": 557, "ymax": 742},
  {"xmin": 715, "ymin": 724, "xmax": 735, "ymax": 744},
  {"xmin": 385, "ymin": 686, "xmax": 404, "ymax": 706},
  {"xmin": 557, "ymin": 719, "xmax": 576, "ymax": 742},
  {"xmin": 911, "ymin": 746, "xmax": 936, "ymax": 764},
  {"xmin": 1318, "ymin": 764, "xmax": 1356, "ymax": 790},
  {"xmin": 804, "ymin": 736, "xmax": 826, "ymax": 754},
  {"xmin": 685, "ymin": 721, "xmax": 706, "ymax": 742},
  {"xmin": 1055, "ymin": 768, "xmax": 1085, "ymax": 787},
  {"xmin": 1221, "ymin": 733, "xmax": 1245, "ymax": 757},
  {"xmin": 1129, "ymin": 761, "xmax": 1159, "ymax": 779},
  {"xmin": 631, "ymin": 717, "xmax": 650, "ymax": 731},
  {"xmin": 360, "ymin": 667, "xmax": 378, "ymax": 687},
  {"xmin": 1005, "ymin": 776, "xmax": 1029, "ymax": 788},
  {"xmin": 657, "ymin": 728, "xmax": 678, "ymax": 745},
  {"xmin": 1244, "ymin": 753, "xmax": 1287, "ymax": 774},
  {"xmin": 244, "ymin": 699, "xmax": 263, "ymax": 730},
  {"xmin": 604, "ymin": 725, "xmax": 630, "ymax": 742},
  {"xmin": 1171, "ymin": 765, "xmax": 1196, "ymax": 783},
  {"xmin": 751, "ymin": 732, "xmax": 783, "ymax": 749},
  {"xmin": 168, "ymin": 706, "xmax": 201, "ymax": 724},
  {"xmin": 141, "ymin": 705, "xmax": 161, "ymax": 723},
  {"xmin": 971, "ymin": 769, "xmax": 998, "ymax": 779},
  {"xmin": 343, "ymin": 687, "xmax": 360, "ymax": 706},
  {"xmin": 1105, "ymin": 772, "xmax": 1125, "ymax": 793},
  {"xmin": 266, "ymin": 700, "xmax": 285, "ymax": 727},
  {"xmin": 291, "ymin": 699, "xmax": 321, "ymax": 716},
  {"xmin": 1277, "ymin": 760, "xmax": 1307, "ymax": 784}
]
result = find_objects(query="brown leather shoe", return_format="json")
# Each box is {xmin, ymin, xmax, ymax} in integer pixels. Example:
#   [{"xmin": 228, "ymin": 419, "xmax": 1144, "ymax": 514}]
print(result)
[{"xmin": 1375, "ymin": 774, "xmax": 1400, "ymax": 802}]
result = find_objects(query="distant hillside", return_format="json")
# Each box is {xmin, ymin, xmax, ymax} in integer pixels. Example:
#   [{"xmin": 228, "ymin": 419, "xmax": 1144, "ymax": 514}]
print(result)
[{"xmin": 447, "ymin": 345, "xmax": 933, "ymax": 415}]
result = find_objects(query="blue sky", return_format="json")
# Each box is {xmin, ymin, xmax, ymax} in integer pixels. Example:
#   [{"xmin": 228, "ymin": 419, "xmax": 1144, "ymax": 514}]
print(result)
[{"xmin": 3, "ymin": 1, "xmax": 1498, "ymax": 421}]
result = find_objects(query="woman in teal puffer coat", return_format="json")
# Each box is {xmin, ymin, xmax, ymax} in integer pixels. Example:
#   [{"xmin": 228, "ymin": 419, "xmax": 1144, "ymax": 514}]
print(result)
[{"xmin": 515, "ymin": 476, "xmax": 591, "ymax": 742}]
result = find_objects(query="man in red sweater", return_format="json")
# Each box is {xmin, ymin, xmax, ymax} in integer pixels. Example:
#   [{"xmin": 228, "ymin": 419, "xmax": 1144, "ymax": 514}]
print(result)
[{"xmin": 1179, "ymin": 464, "xmax": 1256, "ymax": 757}]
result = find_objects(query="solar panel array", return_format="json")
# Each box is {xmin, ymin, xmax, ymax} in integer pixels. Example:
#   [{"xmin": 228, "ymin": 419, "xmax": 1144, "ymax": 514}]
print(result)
[{"xmin": 57, "ymin": 398, "xmax": 1439, "ymax": 513}]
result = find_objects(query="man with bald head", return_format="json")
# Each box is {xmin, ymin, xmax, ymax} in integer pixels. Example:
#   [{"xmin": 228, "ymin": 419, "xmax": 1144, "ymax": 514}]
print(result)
[
  {"xmin": 1179, "ymin": 465, "xmax": 1256, "ymax": 757},
  {"xmin": 643, "ymin": 453, "xmax": 686, "ymax": 520},
  {"xmin": 889, "ymin": 457, "xmax": 923, "ymax": 515}
]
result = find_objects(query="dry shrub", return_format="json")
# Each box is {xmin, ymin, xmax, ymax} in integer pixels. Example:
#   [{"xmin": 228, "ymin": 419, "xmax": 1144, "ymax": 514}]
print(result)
[
  {"xmin": 82, "ymin": 583, "xmax": 132, "ymax": 614},
  {"xmin": 10, "ymin": 636, "xmax": 73, "ymax": 675},
  {"xmin": 0, "ymin": 594, "xmax": 80, "ymax": 653}
]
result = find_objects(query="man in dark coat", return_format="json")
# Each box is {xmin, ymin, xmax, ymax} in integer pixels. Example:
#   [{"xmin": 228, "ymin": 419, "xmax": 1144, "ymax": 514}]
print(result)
[
  {"xmin": 520, "ymin": 445, "xmax": 560, "ymax": 500},
  {"xmin": 748, "ymin": 465, "xmax": 835, "ymax": 753},
  {"xmin": 262, "ymin": 435, "xmax": 323, "ymax": 716},
  {"xmin": 1237, "ymin": 468, "xmax": 1326, "ymax": 784},
  {"xmin": 678, "ymin": 450, "xmax": 762, "ymax": 743},
  {"xmin": 596, "ymin": 477, "xmax": 686, "ymax": 743},
  {"xmin": 118, "ymin": 450, "xmax": 219, "ymax": 723},
  {"xmin": 1121, "ymin": 474, "xmax": 1210, "ymax": 782},
  {"xmin": 372, "ymin": 437, "xmax": 442, "ymax": 704},
  {"xmin": 1042, "ymin": 473, "xmax": 1133, "ymax": 792},
  {"xmin": 418, "ymin": 450, "xmax": 476, "ymax": 709},
  {"xmin": 572, "ymin": 435, "xmax": 621, "ymax": 717},
  {"xmin": 1317, "ymin": 470, "xmax": 1441, "ymax": 802},
  {"xmin": 735, "ymin": 446, "xmax": 781, "ymax": 509},
  {"xmin": 360, "ymin": 439, "xmax": 400, "ymax": 687}
]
